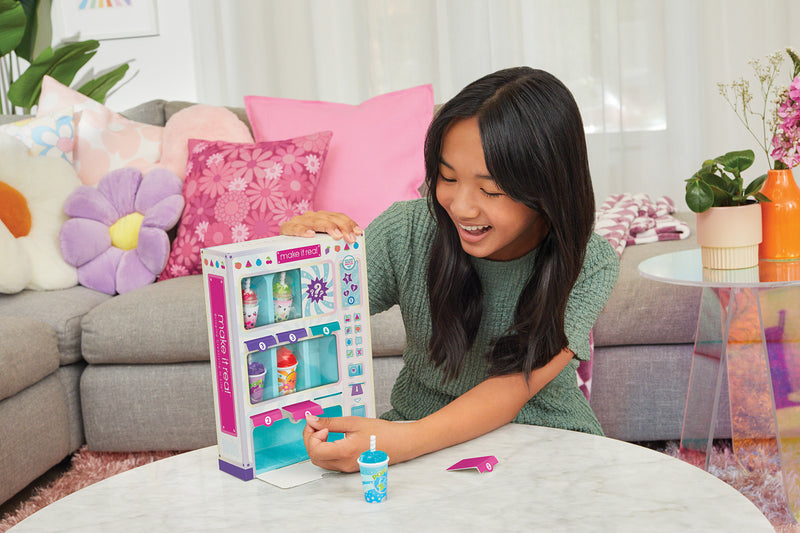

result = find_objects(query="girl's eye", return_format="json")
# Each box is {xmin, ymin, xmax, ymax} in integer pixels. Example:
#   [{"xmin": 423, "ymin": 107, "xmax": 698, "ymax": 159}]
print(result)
[
  {"xmin": 439, "ymin": 174, "xmax": 456, "ymax": 183},
  {"xmin": 481, "ymin": 189, "xmax": 503, "ymax": 198}
]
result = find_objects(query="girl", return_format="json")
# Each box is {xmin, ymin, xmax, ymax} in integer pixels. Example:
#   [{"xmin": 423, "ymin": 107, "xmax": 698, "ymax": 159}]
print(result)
[{"xmin": 280, "ymin": 66, "xmax": 619, "ymax": 472}]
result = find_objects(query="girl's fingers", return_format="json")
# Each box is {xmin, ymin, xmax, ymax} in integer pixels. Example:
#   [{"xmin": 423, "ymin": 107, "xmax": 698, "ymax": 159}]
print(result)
[{"xmin": 280, "ymin": 211, "xmax": 363, "ymax": 243}]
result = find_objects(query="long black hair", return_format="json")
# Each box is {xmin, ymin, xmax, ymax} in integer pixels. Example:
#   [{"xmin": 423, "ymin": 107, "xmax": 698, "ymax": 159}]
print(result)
[{"xmin": 425, "ymin": 66, "xmax": 595, "ymax": 382}]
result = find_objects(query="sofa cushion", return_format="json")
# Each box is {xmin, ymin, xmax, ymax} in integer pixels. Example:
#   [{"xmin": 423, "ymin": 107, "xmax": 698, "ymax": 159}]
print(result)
[
  {"xmin": 120, "ymin": 99, "xmax": 168, "ymax": 127},
  {"xmin": 0, "ymin": 317, "xmax": 60, "ymax": 401},
  {"xmin": 82, "ymin": 272, "xmax": 409, "ymax": 366},
  {"xmin": 81, "ymin": 275, "xmax": 210, "ymax": 364},
  {"xmin": 0, "ymin": 373, "xmax": 71, "ymax": 504},
  {"xmin": 0, "ymin": 286, "xmax": 111, "ymax": 364},
  {"xmin": 57, "ymin": 362, "xmax": 86, "ymax": 452},
  {"xmin": 369, "ymin": 306, "xmax": 406, "ymax": 357},
  {"xmin": 593, "ymin": 211, "xmax": 701, "ymax": 347},
  {"xmin": 81, "ymin": 362, "xmax": 216, "ymax": 451}
]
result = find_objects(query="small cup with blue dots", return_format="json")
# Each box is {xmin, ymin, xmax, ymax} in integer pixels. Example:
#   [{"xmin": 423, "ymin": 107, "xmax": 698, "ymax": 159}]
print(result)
[{"xmin": 357, "ymin": 435, "xmax": 388, "ymax": 503}]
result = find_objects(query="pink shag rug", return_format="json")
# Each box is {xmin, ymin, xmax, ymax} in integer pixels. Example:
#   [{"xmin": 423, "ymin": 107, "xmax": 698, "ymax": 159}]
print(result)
[
  {"xmin": 0, "ymin": 441, "xmax": 798, "ymax": 531},
  {"xmin": 667, "ymin": 440, "xmax": 798, "ymax": 532},
  {"xmin": 0, "ymin": 447, "xmax": 180, "ymax": 532}
]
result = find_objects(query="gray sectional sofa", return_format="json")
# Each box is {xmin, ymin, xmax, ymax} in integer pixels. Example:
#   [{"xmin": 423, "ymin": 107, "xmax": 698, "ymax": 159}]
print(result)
[{"xmin": 0, "ymin": 100, "xmax": 712, "ymax": 506}]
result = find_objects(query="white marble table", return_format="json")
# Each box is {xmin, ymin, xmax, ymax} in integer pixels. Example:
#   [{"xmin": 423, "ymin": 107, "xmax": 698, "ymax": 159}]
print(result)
[{"xmin": 10, "ymin": 424, "xmax": 772, "ymax": 532}]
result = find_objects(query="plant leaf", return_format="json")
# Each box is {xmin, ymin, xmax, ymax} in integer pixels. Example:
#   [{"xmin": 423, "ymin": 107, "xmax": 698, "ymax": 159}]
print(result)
[
  {"xmin": 708, "ymin": 183, "xmax": 732, "ymax": 206},
  {"xmin": 716, "ymin": 149, "xmax": 755, "ymax": 173},
  {"xmin": 697, "ymin": 164, "xmax": 717, "ymax": 179},
  {"xmin": 47, "ymin": 41, "xmax": 98, "ymax": 84},
  {"xmin": 14, "ymin": 0, "xmax": 40, "ymax": 61},
  {"xmin": 753, "ymin": 192, "xmax": 771, "ymax": 203},
  {"xmin": 744, "ymin": 174, "xmax": 767, "ymax": 196},
  {"xmin": 685, "ymin": 179, "xmax": 714, "ymax": 213},
  {"xmin": 0, "ymin": 0, "xmax": 27, "ymax": 56},
  {"xmin": 703, "ymin": 173, "xmax": 728, "ymax": 191},
  {"xmin": 77, "ymin": 63, "xmax": 129, "ymax": 104},
  {"xmin": 7, "ymin": 40, "xmax": 99, "ymax": 109}
]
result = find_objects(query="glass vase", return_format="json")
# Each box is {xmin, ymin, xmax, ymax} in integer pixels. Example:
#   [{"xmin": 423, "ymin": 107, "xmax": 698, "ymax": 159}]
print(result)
[{"xmin": 759, "ymin": 168, "xmax": 800, "ymax": 260}]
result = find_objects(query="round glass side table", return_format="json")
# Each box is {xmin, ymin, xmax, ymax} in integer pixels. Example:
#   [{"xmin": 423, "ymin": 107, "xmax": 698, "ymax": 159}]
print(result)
[{"xmin": 639, "ymin": 248, "xmax": 800, "ymax": 521}]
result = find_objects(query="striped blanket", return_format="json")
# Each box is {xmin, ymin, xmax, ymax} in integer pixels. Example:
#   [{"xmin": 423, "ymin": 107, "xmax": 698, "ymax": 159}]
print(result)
[{"xmin": 593, "ymin": 193, "xmax": 691, "ymax": 256}]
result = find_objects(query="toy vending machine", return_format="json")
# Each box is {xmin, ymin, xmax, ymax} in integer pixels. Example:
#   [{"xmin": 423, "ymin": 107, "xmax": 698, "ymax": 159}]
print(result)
[{"xmin": 201, "ymin": 235, "xmax": 375, "ymax": 481}]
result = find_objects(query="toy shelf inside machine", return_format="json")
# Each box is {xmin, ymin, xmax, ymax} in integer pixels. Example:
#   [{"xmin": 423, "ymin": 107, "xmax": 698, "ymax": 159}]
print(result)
[{"xmin": 202, "ymin": 235, "xmax": 375, "ymax": 481}]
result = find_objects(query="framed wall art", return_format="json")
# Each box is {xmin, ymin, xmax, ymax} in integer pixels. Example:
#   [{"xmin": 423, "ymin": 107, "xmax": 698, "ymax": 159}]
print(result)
[{"xmin": 55, "ymin": 0, "xmax": 159, "ymax": 41}]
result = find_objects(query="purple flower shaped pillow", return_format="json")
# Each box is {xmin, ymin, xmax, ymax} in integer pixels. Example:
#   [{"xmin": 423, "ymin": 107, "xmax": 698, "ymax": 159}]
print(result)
[{"xmin": 59, "ymin": 167, "xmax": 185, "ymax": 295}]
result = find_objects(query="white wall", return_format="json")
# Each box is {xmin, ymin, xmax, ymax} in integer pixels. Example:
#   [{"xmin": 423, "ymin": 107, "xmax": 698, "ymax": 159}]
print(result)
[{"xmin": 51, "ymin": 0, "xmax": 199, "ymax": 113}]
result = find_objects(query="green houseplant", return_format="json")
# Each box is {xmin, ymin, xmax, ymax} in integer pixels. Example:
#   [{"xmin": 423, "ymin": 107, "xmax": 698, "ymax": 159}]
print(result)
[
  {"xmin": 0, "ymin": 0, "xmax": 129, "ymax": 114},
  {"xmin": 684, "ymin": 149, "xmax": 768, "ymax": 214},
  {"xmin": 685, "ymin": 149, "xmax": 766, "ymax": 270}
]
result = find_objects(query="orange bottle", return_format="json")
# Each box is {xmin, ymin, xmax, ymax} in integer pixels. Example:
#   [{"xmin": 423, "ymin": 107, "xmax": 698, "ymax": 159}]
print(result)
[{"xmin": 759, "ymin": 168, "xmax": 800, "ymax": 260}]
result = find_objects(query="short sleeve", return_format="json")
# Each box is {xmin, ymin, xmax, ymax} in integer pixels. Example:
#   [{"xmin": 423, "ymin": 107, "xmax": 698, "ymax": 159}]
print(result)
[{"xmin": 564, "ymin": 234, "xmax": 620, "ymax": 361}]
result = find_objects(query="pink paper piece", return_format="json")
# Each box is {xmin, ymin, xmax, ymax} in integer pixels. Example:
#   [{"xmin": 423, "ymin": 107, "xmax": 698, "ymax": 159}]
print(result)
[
  {"xmin": 446, "ymin": 455, "xmax": 498, "ymax": 473},
  {"xmin": 250, "ymin": 409, "xmax": 283, "ymax": 428},
  {"xmin": 283, "ymin": 400, "xmax": 323, "ymax": 422}
]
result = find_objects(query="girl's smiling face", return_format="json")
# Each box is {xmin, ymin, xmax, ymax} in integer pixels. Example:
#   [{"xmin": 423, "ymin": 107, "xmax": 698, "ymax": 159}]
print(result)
[{"xmin": 436, "ymin": 117, "xmax": 549, "ymax": 261}]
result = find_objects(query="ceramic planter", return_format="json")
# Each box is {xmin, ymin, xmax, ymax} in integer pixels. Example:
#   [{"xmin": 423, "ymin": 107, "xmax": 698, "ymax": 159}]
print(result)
[{"xmin": 696, "ymin": 202, "xmax": 762, "ymax": 269}]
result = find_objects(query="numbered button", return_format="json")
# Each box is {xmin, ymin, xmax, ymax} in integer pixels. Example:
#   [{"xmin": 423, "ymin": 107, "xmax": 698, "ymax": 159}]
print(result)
[
  {"xmin": 283, "ymin": 400, "xmax": 323, "ymax": 422},
  {"xmin": 277, "ymin": 328, "xmax": 307, "ymax": 344},
  {"xmin": 309, "ymin": 321, "xmax": 340, "ymax": 337},
  {"xmin": 245, "ymin": 335, "xmax": 276, "ymax": 353},
  {"xmin": 250, "ymin": 409, "xmax": 283, "ymax": 428}
]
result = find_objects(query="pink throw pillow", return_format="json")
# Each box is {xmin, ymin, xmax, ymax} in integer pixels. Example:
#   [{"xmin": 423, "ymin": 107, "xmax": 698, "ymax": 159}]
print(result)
[
  {"xmin": 37, "ymin": 76, "xmax": 163, "ymax": 186},
  {"xmin": 245, "ymin": 85, "xmax": 433, "ymax": 226},
  {"xmin": 149, "ymin": 104, "xmax": 254, "ymax": 179},
  {"xmin": 159, "ymin": 132, "xmax": 333, "ymax": 280}
]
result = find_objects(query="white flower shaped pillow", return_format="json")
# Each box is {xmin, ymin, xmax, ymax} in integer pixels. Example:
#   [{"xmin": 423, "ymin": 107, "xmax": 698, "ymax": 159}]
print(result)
[{"xmin": 0, "ymin": 133, "xmax": 81, "ymax": 294}]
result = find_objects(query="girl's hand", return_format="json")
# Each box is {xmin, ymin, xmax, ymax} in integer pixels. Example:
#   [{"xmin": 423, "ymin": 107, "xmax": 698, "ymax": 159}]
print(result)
[
  {"xmin": 303, "ymin": 414, "xmax": 411, "ymax": 472},
  {"xmin": 280, "ymin": 211, "xmax": 363, "ymax": 244}
]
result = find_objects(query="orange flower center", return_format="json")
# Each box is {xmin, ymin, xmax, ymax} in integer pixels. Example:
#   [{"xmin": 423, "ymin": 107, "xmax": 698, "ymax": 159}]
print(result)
[{"xmin": 0, "ymin": 181, "xmax": 32, "ymax": 238}]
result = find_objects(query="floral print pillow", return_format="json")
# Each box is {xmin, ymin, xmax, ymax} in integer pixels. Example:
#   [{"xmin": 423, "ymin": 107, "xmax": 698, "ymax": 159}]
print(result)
[
  {"xmin": 37, "ymin": 76, "xmax": 163, "ymax": 186},
  {"xmin": 159, "ymin": 131, "xmax": 333, "ymax": 281},
  {"xmin": 0, "ymin": 106, "xmax": 76, "ymax": 164}
]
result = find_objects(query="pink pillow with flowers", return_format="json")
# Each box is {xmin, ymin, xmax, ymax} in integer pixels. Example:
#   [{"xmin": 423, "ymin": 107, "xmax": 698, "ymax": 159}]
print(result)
[
  {"xmin": 159, "ymin": 132, "xmax": 333, "ymax": 280},
  {"xmin": 37, "ymin": 76, "xmax": 163, "ymax": 186},
  {"xmin": 244, "ymin": 85, "xmax": 433, "ymax": 226}
]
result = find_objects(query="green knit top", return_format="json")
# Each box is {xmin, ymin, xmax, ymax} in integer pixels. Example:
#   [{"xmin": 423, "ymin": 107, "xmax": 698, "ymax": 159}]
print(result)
[{"xmin": 365, "ymin": 198, "xmax": 620, "ymax": 435}]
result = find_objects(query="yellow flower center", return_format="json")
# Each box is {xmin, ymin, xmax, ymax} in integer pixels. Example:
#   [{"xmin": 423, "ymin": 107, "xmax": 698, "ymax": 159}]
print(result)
[
  {"xmin": 0, "ymin": 181, "xmax": 32, "ymax": 238},
  {"xmin": 109, "ymin": 212, "xmax": 144, "ymax": 250}
]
